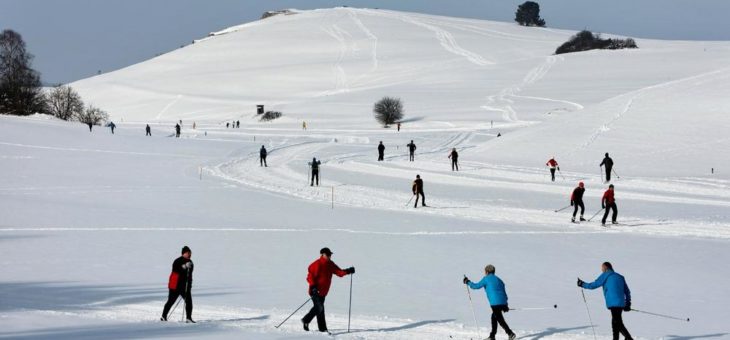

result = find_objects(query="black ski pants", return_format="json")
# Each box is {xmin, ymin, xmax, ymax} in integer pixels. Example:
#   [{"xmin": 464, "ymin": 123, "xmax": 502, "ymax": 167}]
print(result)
[
  {"xmin": 302, "ymin": 294, "xmax": 328, "ymax": 332},
  {"xmin": 609, "ymin": 308, "xmax": 633, "ymax": 340},
  {"xmin": 409, "ymin": 152, "xmax": 415, "ymax": 162},
  {"xmin": 311, "ymin": 170, "xmax": 319, "ymax": 186},
  {"xmin": 414, "ymin": 191, "xmax": 425, "ymax": 207},
  {"xmin": 573, "ymin": 200, "xmax": 585, "ymax": 218},
  {"xmin": 162, "ymin": 288, "xmax": 192, "ymax": 320},
  {"xmin": 451, "ymin": 159, "xmax": 458, "ymax": 171},
  {"xmin": 260, "ymin": 156, "xmax": 267, "ymax": 167},
  {"xmin": 605, "ymin": 166, "xmax": 612, "ymax": 182},
  {"xmin": 602, "ymin": 202, "xmax": 618, "ymax": 224},
  {"xmin": 146, "ymin": 130, "xmax": 151, "ymax": 136},
  {"xmin": 489, "ymin": 305, "xmax": 514, "ymax": 337},
  {"xmin": 550, "ymin": 168, "xmax": 556, "ymax": 181},
  {"xmin": 378, "ymin": 151, "xmax": 384, "ymax": 161}
]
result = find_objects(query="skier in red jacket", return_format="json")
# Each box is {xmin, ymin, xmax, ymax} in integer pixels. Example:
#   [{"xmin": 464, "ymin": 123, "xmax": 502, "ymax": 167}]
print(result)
[
  {"xmin": 301, "ymin": 247, "xmax": 355, "ymax": 333},
  {"xmin": 546, "ymin": 157, "xmax": 560, "ymax": 182},
  {"xmin": 601, "ymin": 184, "xmax": 618, "ymax": 226},
  {"xmin": 161, "ymin": 246, "xmax": 194, "ymax": 322}
]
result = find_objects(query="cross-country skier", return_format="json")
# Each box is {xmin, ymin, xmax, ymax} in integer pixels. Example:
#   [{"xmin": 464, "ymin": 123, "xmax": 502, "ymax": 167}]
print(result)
[
  {"xmin": 600, "ymin": 153, "xmax": 614, "ymax": 183},
  {"xmin": 108, "ymin": 122, "xmax": 116, "ymax": 134},
  {"xmin": 301, "ymin": 247, "xmax": 354, "ymax": 333},
  {"xmin": 601, "ymin": 184, "xmax": 618, "ymax": 226},
  {"xmin": 407, "ymin": 140, "xmax": 416, "ymax": 162},
  {"xmin": 309, "ymin": 157, "xmax": 321, "ymax": 186},
  {"xmin": 463, "ymin": 265, "xmax": 516, "ymax": 340},
  {"xmin": 546, "ymin": 157, "xmax": 559, "ymax": 182},
  {"xmin": 87, "ymin": 122, "xmax": 93, "ymax": 132},
  {"xmin": 377, "ymin": 141, "xmax": 385, "ymax": 161},
  {"xmin": 145, "ymin": 124, "xmax": 151, "ymax": 136},
  {"xmin": 578, "ymin": 262, "xmax": 633, "ymax": 340},
  {"xmin": 412, "ymin": 174, "xmax": 426, "ymax": 207},
  {"xmin": 260, "ymin": 145, "xmax": 268, "ymax": 167},
  {"xmin": 161, "ymin": 246, "xmax": 195, "ymax": 323},
  {"xmin": 397, "ymin": 122, "xmax": 401, "ymax": 131},
  {"xmin": 571, "ymin": 182, "xmax": 586, "ymax": 223},
  {"xmin": 226, "ymin": 122, "xmax": 229, "ymax": 128},
  {"xmin": 303, "ymin": 121, "xmax": 307, "ymax": 130},
  {"xmin": 175, "ymin": 123, "xmax": 181, "ymax": 138},
  {"xmin": 449, "ymin": 148, "xmax": 459, "ymax": 171},
  {"xmin": 236, "ymin": 120, "xmax": 240, "ymax": 128}
]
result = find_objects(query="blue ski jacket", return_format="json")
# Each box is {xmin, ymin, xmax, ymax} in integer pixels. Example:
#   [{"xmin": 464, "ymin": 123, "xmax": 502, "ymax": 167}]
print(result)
[
  {"xmin": 468, "ymin": 274, "xmax": 508, "ymax": 306},
  {"xmin": 582, "ymin": 270, "xmax": 631, "ymax": 308}
]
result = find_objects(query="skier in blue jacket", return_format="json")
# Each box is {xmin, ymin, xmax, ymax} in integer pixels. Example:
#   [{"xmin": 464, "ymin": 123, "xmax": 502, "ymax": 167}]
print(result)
[
  {"xmin": 578, "ymin": 262, "xmax": 633, "ymax": 340},
  {"xmin": 464, "ymin": 264, "xmax": 516, "ymax": 340}
]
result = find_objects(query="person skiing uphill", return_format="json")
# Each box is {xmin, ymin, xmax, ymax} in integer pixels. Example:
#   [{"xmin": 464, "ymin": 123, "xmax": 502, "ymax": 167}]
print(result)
[
  {"xmin": 578, "ymin": 262, "xmax": 633, "ymax": 340},
  {"xmin": 108, "ymin": 121, "xmax": 116, "ymax": 134},
  {"xmin": 600, "ymin": 153, "xmax": 614, "ymax": 183},
  {"xmin": 449, "ymin": 148, "xmax": 459, "ymax": 171},
  {"xmin": 301, "ymin": 247, "xmax": 354, "ymax": 333},
  {"xmin": 412, "ymin": 174, "xmax": 426, "ymax": 207},
  {"xmin": 161, "ymin": 246, "xmax": 195, "ymax": 323},
  {"xmin": 175, "ymin": 123, "xmax": 181, "ymax": 138},
  {"xmin": 145, "ymin": 124, "xmax": 151, "ymax": 136},
  {"xmin": 571, "ymin": 182, "xmax": 586, "ymax": 223},
  {"xmin": 377, "ymin": 141, "xmax": 385, "ymax": 161},
  {"xmin": 464, "ymin": 265, "xmax": 516, "ymax": 340},
  {"xmin": 309, "ymin": 157, "xmax": 321, "ymax": 186},
  {"xmin": 546, "ymin": 157, "xmax": 559, "ymax": 182},
  {"xmin": 260, "ymin": 145, "xmax": 268, "ymax": 167},
  {"xmin": 601, "ymin": 184, "xmax": 618, "ymax": 226},
  {"xmin": 407, "ymin": 140, "xmax": 417, "ymax": 162}
]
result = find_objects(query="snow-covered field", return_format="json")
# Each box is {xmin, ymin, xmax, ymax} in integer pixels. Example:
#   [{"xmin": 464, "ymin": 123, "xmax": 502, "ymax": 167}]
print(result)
[{"xmin": 2, "ymin": 7, "xmax": 730, "ymax": 340}]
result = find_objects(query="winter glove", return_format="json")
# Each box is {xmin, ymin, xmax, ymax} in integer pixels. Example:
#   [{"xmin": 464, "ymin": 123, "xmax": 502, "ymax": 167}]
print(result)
[
  {"xmin": 557, "ymin": 167, "xmax": 560, "ymax": 171},
  {"xmin": 309, "ymin": 286, "xmax": 318, "ymax": 296},
  {"xmin": 624, "ymin": 302, "xmax": 631, "ymax": 312},
  {"xmin": 577, "ymin": 278, "xmax": 584, "ymax": 287},
  {"xmin": 345, "ymin": 267, "xmax": 355, "ymax": 274},
  {"xmin": 602, "ymin": 203, "xmax": 606, "ymax": 209},
  {"xmin": 463, "ymin": 276, "xmax": 470, "ymax": 285},
  {"xmin": 182, "ymin": 262, "xmax": 193, "ymax": 270},
  {"xmin": 502, "ymin": 305, "xmax": 510, "ymax": 313},
  {"xmin": 570, "ymin": 201, "xmax": 574, "ymax": 206}
]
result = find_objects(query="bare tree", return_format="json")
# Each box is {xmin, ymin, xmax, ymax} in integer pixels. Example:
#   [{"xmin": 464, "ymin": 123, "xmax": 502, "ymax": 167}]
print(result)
[
  {"xmin": 76, "ymin": 104, "xmax": 108, "ymax": 127},
  {"xmin": 373, "ymin": 96, "xmax": 404, "ymax": 127},
  {"xmin": 0, "ymin": 29, "xmax": 45, "ymax": 115},
  {"xmin": 46, "ymin": 85, "xmax": 84, "ymax": 120}
]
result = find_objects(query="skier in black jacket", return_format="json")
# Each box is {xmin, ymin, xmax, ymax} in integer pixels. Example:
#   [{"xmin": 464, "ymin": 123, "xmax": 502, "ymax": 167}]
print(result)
[
  {"xmin": 600, "ymin": 153, "xmax": 614, "ymax": 183},
  {"xmin": 260, "ymin": 145, "xmax": 268, "ymax": 167},
  {"xmin": 175, "ymin": 124, "xmax": 181, "ymax": 138},
  {"xmin": 407, "ymin": 140, "xmax": 416, "ymax": 162},
  {"xmin": 571, "ymin": 182, "xmax": 586, "ymax": 223},
  {"xmin": 309, "ymin": 158, "xmax": 321, "ymax": 186},
  {"xmin": 449, "ymin": 148, "xmax": 459, "ymax": 171},
  {"xmin": 161, "ymin": 246, "xmax": 194, "ymax": 323},
  {"xmin": 377, "ymin": 141, "xmax": 385, "ymax": 161},
  {"xmin": 145, "ymin": 124, "xmax": 151, "ymax": 136},
  {"xmin": 412, "ymin": 174, "xmax": 426, "ymax": 208}
]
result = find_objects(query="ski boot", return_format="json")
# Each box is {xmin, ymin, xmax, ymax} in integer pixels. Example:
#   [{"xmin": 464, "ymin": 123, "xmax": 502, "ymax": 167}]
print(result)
[
  {"xmin": 160, "ymin": 316, "xmax": 167, "ymax": 322},
  {"xmin": 571, "ymin": 217, "xmax": 576, "ymax": 223},
  {"xmin": 301, "ymin": 319, "xmax": 309, "ymax": 331},
  {"xmin": 186, "ymin": 318, "xmax": 196, "ymax": 323},
  {"xmin": 612, "ymin": 221, "xmax": 618, "ymax": 225},
  {"xmin": 580, "ymin": 215, "xmax": 586, "ymax": 221},
  {"xmin": 508, "ymin": 333, "xmax": 516, "ymax": 340}
]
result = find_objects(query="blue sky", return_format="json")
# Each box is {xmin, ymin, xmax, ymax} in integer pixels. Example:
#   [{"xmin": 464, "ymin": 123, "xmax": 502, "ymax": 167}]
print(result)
[{"xmin": 2, "ymin": 0, "xmax": 730, "ymax": 84}]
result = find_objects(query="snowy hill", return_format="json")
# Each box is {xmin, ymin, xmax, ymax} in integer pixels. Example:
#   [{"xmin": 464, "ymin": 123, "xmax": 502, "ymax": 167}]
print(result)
[{"xmin": 3, "ymin": 7, "xmax": 730, "ymax": 340}]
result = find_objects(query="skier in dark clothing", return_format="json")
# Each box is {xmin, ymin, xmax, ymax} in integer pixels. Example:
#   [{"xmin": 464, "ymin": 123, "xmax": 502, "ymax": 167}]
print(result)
[
  {"xmin": 546, "ymin": 157, "xmax": 559, "ymax": 182},
  {"xmin": 145, "ymin": 124, "xmax": 151, "ymax": 136},
  {"xmin": 571, "ymin": 182, "xmax": 586, "ymax": 223},
  {"xmin": 407, "ymin": 140, "xmax": 416, "ymax": 161},
  {"xmin": 464, "ymin": 265, "xmax": 516, "ymax": 340},
  {"xmin": 377, "ymin": 141, "xmax": 385, "ymax": 161},
  {"xmin": 301, "ymin": 247, "xmax": 354, "ymax": 333},
  {"xmin": 175, "ymin": 124, "xmax": 181, "ymax": 138},
  {"xmin": 412, "ymin": 174, "xmax": 426, "ymax": 207},
  {"xmin": 449, "ymin": 148, "xmax": 459, "ymax": 171},
  {"xmin": 161, "ymin": 246, "xmax": 195, "ymax": 323},
  {"xmin": 578, "ymin": 262, "xmax": 633, "ymax": 340},
  {"xmin": 236, "ymin": 120, "xmax": 240, "ymax": 128},
  {"xmin": 260, "ymin": 145, "xmax": 268, "ymax": 167},
  {"xmin": 87, "ymin": 122, "xmax": 93, "ymax": 132},
  {"xmin": 108, "ymin": 122, "xmax": 116, "ymax": 134},
  {"xmin": 600, "ymin": 153, "xmax": 614, "ymax": 183},
  {"xmin": 601, "ymin": 184, "xmax": 618, "ymax": 226},
  {"xmin": 397, "ymin": 122, "xmax": 401, "ymax": 131},
  {"xmin": 309, "ymin": 158, "xmax": 321, "ymax": 186}
]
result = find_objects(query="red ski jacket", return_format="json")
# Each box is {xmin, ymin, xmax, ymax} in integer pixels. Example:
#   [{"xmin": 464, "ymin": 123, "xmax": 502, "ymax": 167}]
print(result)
[
  {"xmin": 307, "ymin": 257, "xmax": 347, "ymax": 297},
  {"xmin": 602, "ymin": 189, "xmax": 615, "ymax": 205},
  {"xmin": 546, "ymin": 159, "xmax": 558, "ymax": 168}
]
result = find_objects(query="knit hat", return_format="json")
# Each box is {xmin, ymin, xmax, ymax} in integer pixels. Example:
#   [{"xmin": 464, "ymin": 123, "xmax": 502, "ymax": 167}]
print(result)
[{"xmin": 181, "ymin": 246, "xmax": 191, "ymax": 255}]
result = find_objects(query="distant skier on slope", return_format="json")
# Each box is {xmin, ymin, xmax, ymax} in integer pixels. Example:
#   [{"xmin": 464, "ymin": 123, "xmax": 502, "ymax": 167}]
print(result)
[
  {"xmin": 449, "ymin": 148, "xmax": 459, "ymax": 171},
  {"xmin": 397, "ymin": 122, "xmax": 401, "ymax": 131},
  {"xmin": 86, "ymin": 122, "xmax": 93, "ymax": 132},
  {"xmin": 407, "ymin": 140, "xmax": 417, "ymax": 162},
  {"xmin": 601, "ymin": 184, "xmax": 618, "ymax": 226},
  {"xmin": 546, "ymin": 157, "xmax": 560, "ymax": 182},
  {"xmin": 412, "ymin": 174, "xmax": 426, "ymax": 207},
  {"xmin": 464, "ymin": 265, "xmax": 516, "ymax": 340},
  {"xmin": 175, "ymin": 123, "xmax": 181, "ymax": 138},
  {"xmin": 161, "ymin": 246, "xmax": 195, "ymax": 323},
  {"xmin": 108, "ymin": 122, "xmax": 116, "ymax": 134},
  {"xmin": 600, "ymin": 153, "xmax": 614, "ymax": 183},
  {"xmin": 260, "ymin": 145, "xmax": 268, "ymax": 167},
  {"xmin": 309, "ymin": 157, "xmax": 321, "ymax": 186},
  {"xmin": 377, "ymin": 141, "xmax": 385, "ymax": 161},
  {"xmin": 571, "ymin": 182, "xmax": 586, "ymax": 223},
  {"xmin": 578, "ymin": 262, "xmax": 633, "ymax": 340},
  {"xmin": 301, "ymin": 247, "xmax": 354, "ymax": 333},
  {"xmin": 145, "ymin": 124, "xmax": 151, "ymax": 136}
]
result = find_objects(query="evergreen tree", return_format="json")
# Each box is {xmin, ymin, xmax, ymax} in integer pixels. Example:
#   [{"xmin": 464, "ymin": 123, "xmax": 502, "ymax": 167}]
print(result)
[{"xmin": 515, "ymin": 1, "xmax": 546, "ymax": 27}]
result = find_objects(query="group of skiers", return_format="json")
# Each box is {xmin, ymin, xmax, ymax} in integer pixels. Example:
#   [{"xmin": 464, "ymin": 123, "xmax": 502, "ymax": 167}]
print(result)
[
  {"xmin": 161, "ymin": 246, "xmax": 632, "ymax": 340},
  {"xmin": 375, "ymin": 140, "xmax": 460, "ymax": 171},
  {"xmin": 552, "ymin": 153, "xmax": 618, "ymax": 225},
  {"xmin": 226, "ymin": 120, "xmax": 240, "ymax": 128}
]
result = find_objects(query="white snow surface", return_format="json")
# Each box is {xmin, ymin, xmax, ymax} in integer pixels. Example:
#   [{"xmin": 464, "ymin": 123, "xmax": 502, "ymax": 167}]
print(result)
[{"xmin": 2, "ymin": 7, "xmax": 730, "ymax": 340}]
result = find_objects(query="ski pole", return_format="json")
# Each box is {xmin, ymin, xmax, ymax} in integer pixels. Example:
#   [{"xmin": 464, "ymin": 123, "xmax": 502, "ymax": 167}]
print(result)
[
  {"xmin": 554, "ymin": 205, "xmax": 571, "ymax": 213},
  {"xmin": 558, "ymin": 169, "xmax": 566, "ymax": 180},
  {"xmin": 275, "ymin": 297, "xmax": 312, "ymax": 329},
  {"xmin": 464, "ymin": 276, "xmax": 481, "ymax": 339},
  {"xmin": 348, "ymin": 274, "xmax": 354, "ymax": 333},
  {"xmin": 613, "ymin": 168, "xmax": 621, "ymax": 179},
  {"xmin": 588, "ymin": 208, "xmax": 604, "ymax": 222},
  {"xmin": 600, "ymin": 165, "xmax": 604, "ymax": 183},
  {"xmin": 631, "ymin": 309, "xmax": 690, "ymax": 322},
  {"xmin": 405, "ymin": 194, "xmax": 415, "ymax": 207},
  {"xmin": 510, "ymin": 304, "xmax": 558, "ymax": 311},
  {"xmin": 580, "ymin": 288, "xmax": 598, "ymax": 340},
  {"xmin": 169, "ymin": 295, "xmax": 183, "ymax": 317}
]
